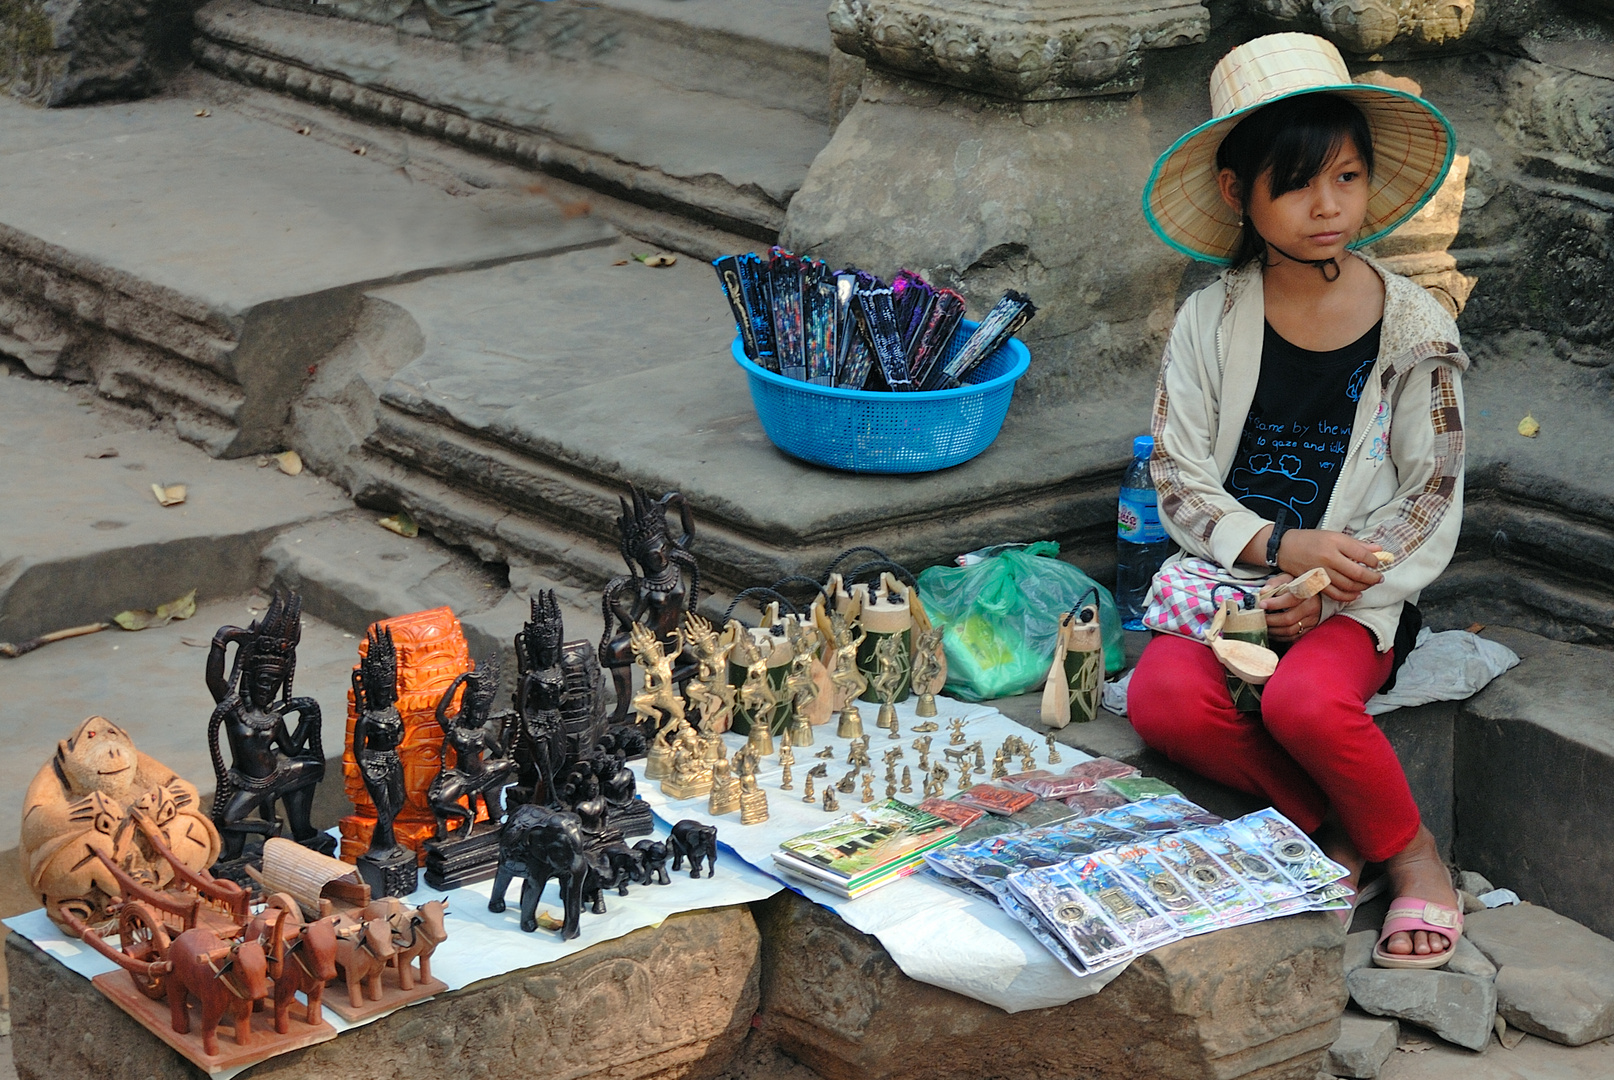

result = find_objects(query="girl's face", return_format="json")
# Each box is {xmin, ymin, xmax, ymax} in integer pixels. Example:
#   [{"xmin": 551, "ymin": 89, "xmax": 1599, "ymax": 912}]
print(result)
[{"xmin": 1223, "ymin": 137, "xmax": 1371, "ymax": 263}]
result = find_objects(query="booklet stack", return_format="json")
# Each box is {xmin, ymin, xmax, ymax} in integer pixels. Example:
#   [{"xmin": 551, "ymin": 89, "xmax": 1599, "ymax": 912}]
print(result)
[
  {"xmin": 773, "ymin": 800, "xmax": 963, "ymax": 899},
  {"xmin": 924, "ymin": 796, "xmax": 1351, "ymax": 977}
]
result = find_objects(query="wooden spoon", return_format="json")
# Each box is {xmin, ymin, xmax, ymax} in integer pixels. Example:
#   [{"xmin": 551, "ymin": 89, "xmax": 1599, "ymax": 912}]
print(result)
[
  {"xmin": 1259, "ymin": 566, "xmax": 1330, "ymax": 602},
  {"xmin": 1211, "ymin": 637, "xmax": 1279, "ymax": 684}
]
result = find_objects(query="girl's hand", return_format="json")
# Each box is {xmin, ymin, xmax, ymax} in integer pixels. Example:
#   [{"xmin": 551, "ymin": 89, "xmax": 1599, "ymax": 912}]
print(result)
[
  {"xmin": 1261, "ymin": 587, "xmax": 1323, "ymax": 644},
  {"xmin": 1279, "ymin": 529, "xmax": 1384, "ymax": 603}
]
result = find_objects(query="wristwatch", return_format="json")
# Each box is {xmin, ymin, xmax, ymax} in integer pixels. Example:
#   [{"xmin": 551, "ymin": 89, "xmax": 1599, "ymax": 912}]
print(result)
[{"xmin": 1265, "ymin": 510, "xmax": 1291, "ymax": 570}]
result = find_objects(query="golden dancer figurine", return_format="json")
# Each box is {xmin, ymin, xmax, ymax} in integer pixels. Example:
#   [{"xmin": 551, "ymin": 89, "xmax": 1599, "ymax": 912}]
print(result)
[
  {"xmin": 630, "ymin": 622, "xmax": 686, "ymax": 782},
  {"xmin": 910, "ymin": 626, "xmax": 945, "ymax": 718},
  {"xmin": 783, "ymin": 628, "xmax": 821, "ymax": 748},
  {"xmin": 738, "ymin": 643, "xmax": 778, "ymax": 757},
  {"xmin": 870, "ymin": 634, "xmax": 906, "ymax": 739},
  {"xmin": 826, "ymin": 613, "xmax": 868, "ymax": 739}
]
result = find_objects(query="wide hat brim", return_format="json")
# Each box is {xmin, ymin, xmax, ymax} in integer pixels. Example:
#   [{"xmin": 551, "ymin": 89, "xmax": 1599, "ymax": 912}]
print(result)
[{"xmin": 1143, "ymin": 84, "xmax": 1456, "ymax": 265}]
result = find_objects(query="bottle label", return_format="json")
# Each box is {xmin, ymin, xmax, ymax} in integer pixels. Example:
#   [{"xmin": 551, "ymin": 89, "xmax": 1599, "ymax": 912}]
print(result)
[{"xmin": 1118, "ymin": 488, "xmax": 1166, "ymax": 543}]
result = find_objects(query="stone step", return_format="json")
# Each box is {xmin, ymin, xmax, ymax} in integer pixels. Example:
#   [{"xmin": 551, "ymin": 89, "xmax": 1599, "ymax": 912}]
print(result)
[
  {"xmin": 0, "ymin": 369, "xmax": 351, "ymax": 646},
  {"xmin": 194, "ymin": 0, "xmax": 834, "ymax": 241},
  {"xmin": 286, "ymin": 233, "xmax": 1147, "ymax": 596},
  {"xmin": 0, "ymin": 84, "xmax": 615, "ymax": 458}
]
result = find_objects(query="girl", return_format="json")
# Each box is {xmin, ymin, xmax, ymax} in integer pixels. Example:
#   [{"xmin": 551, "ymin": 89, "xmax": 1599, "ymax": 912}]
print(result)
[{"xmin": 1132, "ymin": 34, "xmax": 1467, "ymax": 969}]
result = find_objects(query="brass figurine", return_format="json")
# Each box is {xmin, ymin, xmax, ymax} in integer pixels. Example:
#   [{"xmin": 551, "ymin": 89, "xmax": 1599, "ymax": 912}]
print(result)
[
  {"xmin": 814, "ymin": 746, "xmax": 836, "ymax": 759},
  {"xmin": 708, "ymin": 756, "xmax": 740, "ymax": 815},
  {"xmin": 837, "ymin": 768, "xmax": 858, "ymax": 794},
  {"xmin": 860, "ymin": 772, "xmax": 875, "ymax": 803},
  {"xmin": 949, "ymin": 718, "xmax": 967, "ymax": 745},
  {"xmin": 738, "ymin": 764, "xmax": 769, "ymax": 825},
  {"xmin": 900, "ymin": 766, "xmax": 912, "ymax": 793},
  {"xmin": 780, "ymin": 761, "xmax": 794, "ymax": 791},
  {"xmin": 827, "ymin": 614, "xmax": 868, "ymax": 739},
  {"xmin": 992, "ymin": 751, "xmax": 1008, "ymax": 780},
  {"xmin": 802, "ymin": 775, "xmax": 816, "ymax": 802},
  {"xmin": 1046, "ymin": 734, "xmax": 1062, "ymax": 764},
  {"xmin": 661, "ymin": 726, "xmax": 714, "ymax": 800},
  {"xmin": 911, "ymin": 721, "xmax": 939, "ymax": 733},
  {"xmin": 823, "ymin": 787, "xmax": 839, "ymax": 812},
  {"xmin": 910, "ymin": 626, "xmax": 945, "ymax": 719}
]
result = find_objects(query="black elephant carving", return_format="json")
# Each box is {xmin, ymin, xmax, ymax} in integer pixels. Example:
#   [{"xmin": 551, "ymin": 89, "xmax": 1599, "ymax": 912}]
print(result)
[
  {"xmin": 488, "ymin": 805, "xmax": 595, "ymax": 939},
  {"xmin": 634, "ymin": 838, "xmax": 671, "ymax": 885},
  {"xmin": 670, "ymin": 819, "xmax": 718, "ymax": 879}
]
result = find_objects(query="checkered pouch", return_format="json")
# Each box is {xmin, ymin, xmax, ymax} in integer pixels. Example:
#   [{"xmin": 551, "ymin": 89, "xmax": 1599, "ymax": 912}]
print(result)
[{"xmin": 1142, "ymin": 558, "xmax": 1264, "ymax": 641}]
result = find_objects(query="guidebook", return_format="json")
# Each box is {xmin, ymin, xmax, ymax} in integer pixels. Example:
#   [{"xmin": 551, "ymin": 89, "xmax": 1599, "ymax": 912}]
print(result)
[{"xmin": 772, "ymin": 799, "xmax": 961, "ymax": 898}]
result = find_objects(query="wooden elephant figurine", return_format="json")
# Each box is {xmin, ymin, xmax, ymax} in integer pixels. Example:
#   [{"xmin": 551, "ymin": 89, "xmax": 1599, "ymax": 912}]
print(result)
[
  {"xmin": 634, "ymin": 838, "xmax": 671, "ymax": 885},
  {"xmin": 489, "ymin": 804, "xmax": 592, "ymax": 939},
  {"xmin": 670, "ymin": 819, "xmax": 718, "ymax": 878}
]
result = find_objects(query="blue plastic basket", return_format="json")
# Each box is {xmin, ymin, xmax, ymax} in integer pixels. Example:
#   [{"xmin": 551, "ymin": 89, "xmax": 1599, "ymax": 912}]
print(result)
[{"xmin": 733, "ymin": 318, "xmax": 1031, "ymax": 474}]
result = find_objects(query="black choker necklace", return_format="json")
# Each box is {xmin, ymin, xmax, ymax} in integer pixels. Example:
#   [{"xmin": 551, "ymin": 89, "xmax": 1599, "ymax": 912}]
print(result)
[{"xmin": 1264, "ymin": 241, "xmax": 1342, "ymax": 282}]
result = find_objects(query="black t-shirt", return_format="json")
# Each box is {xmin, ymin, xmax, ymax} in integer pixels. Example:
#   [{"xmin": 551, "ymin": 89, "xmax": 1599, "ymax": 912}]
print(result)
[{"xmin": 1228, "ymin": 320, "xmax": 1382, "ymax": 530}]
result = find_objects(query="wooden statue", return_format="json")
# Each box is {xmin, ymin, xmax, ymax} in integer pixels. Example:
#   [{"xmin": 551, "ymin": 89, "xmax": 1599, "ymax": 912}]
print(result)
[
  {"xmin": 428, "ymin": 655, "xmax": 515, "ymax": 841},
  {"xmin": 22, "ymin": 716, "xmax": 220, "ymax": 932},
  {"xmin": 333, "ymin": 916, "xmax": 397, "ymax": 1007},
  {"xmin": 251, "ymin": 898, "xmax": 338, "ymax": 1034},
  {"xmin": 351, "ymin": 626, "xmax": 416, "ymax": 898},
  {"xmin": 204, "ymin": 591, "xmax": 330, "ymax": 873},
  {"xmin": 600, "ymin": 487, "xmax": 700, "ymax": 725},
  {"xmin": 340, "ymin": 607, "xmax": 473, "ymax": 864}
]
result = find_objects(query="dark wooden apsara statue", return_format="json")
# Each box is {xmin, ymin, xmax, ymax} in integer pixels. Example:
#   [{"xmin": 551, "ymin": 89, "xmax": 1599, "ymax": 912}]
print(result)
[
  {"xmin": 427, "ymin": 654, "xmax": 515, "ymax": 841},
  {"xmin": 600, "ymin": 487, "xmax": 700, "ymax": 725},
  {"xmin": 350, "ymin": 626, "xmax": 416, "ymax": 897},
  {"xmin": 205, "ymin": 591, "xmax": 332, "ymax": 873}
]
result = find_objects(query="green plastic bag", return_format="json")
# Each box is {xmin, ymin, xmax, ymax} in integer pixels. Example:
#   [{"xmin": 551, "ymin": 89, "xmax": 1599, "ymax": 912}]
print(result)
[{"xmin": 917, "ymin": 542, "xmax": 1125, "ymax": 702}]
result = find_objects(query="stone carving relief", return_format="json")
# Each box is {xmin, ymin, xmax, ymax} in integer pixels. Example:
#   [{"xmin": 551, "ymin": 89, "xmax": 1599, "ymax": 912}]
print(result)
[
  {"xmin": 1245, "ymin": 0, "xmax": 1549, "ymax": 56},
  {"xmin": 826, "ymin": 0, "xmax": 1210, "ymax": 101},
  {"xmin": 320, "ymin": 0, "xmax": 558, "ymax": 45}
]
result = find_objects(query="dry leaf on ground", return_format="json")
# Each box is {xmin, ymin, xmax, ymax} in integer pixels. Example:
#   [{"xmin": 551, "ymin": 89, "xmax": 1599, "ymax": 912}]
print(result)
[
  {"xmin": 1518, "ymin": 414, "xmax": 1540, "ymax": 438},
  {"xmin": 378, "ymin": 510, "xmax": 419, "ymax": 538},
  {"xmin": 114, "ymin": 589, "xmax": 198, "ymax": 631},
  {"xmin": 273, "ymin": 450, "xmax": 303, "ymax": 476},
  {"xmin": 634, "ymin": 253, "xmax": 677, "ymax": 267},
  {"xmin": 194, "ymin": 109, "xmax": 211, "ymax": 118},
  {"xmin": 151, "ymin": 483, "xmax": 187, "ymax": 506},
  {"xmin": 86, "ymin": 447, "xmax": 118, "ymax": 459}
]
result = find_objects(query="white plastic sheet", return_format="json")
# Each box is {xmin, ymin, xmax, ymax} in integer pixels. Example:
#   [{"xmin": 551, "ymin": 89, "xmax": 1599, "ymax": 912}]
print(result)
[
  {"xmin": 633, "ymin": 694, "xmax": 1128, "ymax": 1013},
  {"xmin": 4, "ymin": 817, "xmax": 782, "ymax": 1079}
]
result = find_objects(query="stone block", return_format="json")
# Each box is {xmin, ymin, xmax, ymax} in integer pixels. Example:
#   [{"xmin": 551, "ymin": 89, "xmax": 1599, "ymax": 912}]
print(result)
[
  {"xmin": 1345, "ymin": 968, "xmax": 1496, "ymax": 1051},
  {"xmin": 1455, "ymin": 637, "xmax": 1614, "ymax": 939},
  {"xmin": 827, "ymin": 0, "xmax": 1209, "ymax": 101},
  {"xmin": 1243, "ymin": 0, "xmax": 1548, "ymax": 57},
  {"xmin": 1456, "ymin": 871, "xmax": 1494, "ymax": 896},
  {"xmin": 1343, "ymin": 931, "xmax": 1376, "ymax": 978},
  {"xmin": 1465, "ymin": 905, "xmax": 1614, "ymax": 1046},
  {"xmin": 1326, "ymin": 1013, "xmax": 1398, "ymax": 1079},
  {"xmin": 1445, "ymin": 937, "xmax": 1496, "ymax": 979},
  {"xmin": 754, "ymin": 890, "xmax": 1345, "ymax": 1080},
  {"xmin": 0, "ymin": 0, "xmax": 197, "ymax": 106},
  {"xmin": 9, "ymin": 905, "xmax": 760, "ymax": 1080}
]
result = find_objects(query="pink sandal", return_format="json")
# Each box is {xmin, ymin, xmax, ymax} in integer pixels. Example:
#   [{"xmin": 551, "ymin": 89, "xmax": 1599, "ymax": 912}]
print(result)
[{"xmin": 1371, "ymin": 898, "xmax": 1463, "ymax": 969}]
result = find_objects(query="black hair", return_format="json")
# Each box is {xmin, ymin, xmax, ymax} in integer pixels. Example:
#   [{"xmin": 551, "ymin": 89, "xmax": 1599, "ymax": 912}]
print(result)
[{"xmin": 1214, "ymin": 93, "xmax": 1376, "ymax": 269}]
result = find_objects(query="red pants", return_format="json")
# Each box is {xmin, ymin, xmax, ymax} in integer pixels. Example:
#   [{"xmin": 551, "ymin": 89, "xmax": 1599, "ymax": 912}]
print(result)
[{"xmin": 1128, "ymin": 615, "xmax": 1417, "ymax": 863}]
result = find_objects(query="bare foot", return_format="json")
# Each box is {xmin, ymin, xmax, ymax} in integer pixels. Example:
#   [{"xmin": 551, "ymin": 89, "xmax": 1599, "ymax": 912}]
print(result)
[{"xmin": 1381, "ymin": 825, "xmax": 1457, "ymax": 956}]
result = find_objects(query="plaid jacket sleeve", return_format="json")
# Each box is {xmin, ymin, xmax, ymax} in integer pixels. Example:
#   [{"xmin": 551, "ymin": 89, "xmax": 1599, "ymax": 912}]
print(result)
[
  {"xmin": 1149, "ymin": 290, "xmax": 1271, "ymax": 571},
  {"xmin": 1349, "ymin": 351, "xmax": 1467, "ymax": 609}
]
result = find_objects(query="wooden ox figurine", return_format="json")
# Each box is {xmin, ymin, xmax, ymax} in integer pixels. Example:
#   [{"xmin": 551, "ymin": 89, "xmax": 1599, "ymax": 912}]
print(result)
[
  {"xmin": 333, "ymin": 916, "xmax": 396, "ymax": 1008},
  {"xmin": 164, "ymin": 927, "xmax": 270, "ymax": 1057}
]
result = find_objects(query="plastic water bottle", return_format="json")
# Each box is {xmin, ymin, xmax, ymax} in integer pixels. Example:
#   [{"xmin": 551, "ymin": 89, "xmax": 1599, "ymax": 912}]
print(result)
[{"xmin": 1116, "ymin": 435, "xmax": 1173, "ymax": 631}]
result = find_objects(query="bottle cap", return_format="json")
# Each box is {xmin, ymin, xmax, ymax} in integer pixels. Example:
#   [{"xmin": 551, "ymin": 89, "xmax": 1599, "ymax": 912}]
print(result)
[{"xmin": 1133, "ymin": 435, "xmax": 1154, "ymax": 458}]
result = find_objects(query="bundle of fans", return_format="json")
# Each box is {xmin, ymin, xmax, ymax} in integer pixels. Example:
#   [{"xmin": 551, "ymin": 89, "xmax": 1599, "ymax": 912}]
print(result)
[{"xmin": 714, "ymin": 248, "xmax": 1036, "ymax": 393}]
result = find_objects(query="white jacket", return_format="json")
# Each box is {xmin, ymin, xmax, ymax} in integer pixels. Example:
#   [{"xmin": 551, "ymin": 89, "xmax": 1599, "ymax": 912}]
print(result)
[{"xmin": 1148, "ymin": 256, "xmax": 1469, "ymax": 651}]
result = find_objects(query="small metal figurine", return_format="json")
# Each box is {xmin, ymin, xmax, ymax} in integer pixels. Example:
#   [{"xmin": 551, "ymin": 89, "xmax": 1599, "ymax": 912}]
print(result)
[
  {"xmin": 910, "ymin": 626, "xmax": 945, "ymax": 718},
  {"xmin": 661, "ymin": 725, "xmax": 714, "ymax": 800},
  {"xmin": 827, "ymin": 613, "xmax": 868, "ymax": 739},
  {"xmin": 600, "ymin": 487, "xmax": 699, "ymax": 725},
  {"xmin": 882, "ymin": 747, "xmax": 904, "ymax": 768},
  {"xmin": 1021, "ymin": 752, "xmax": 1037, "ymax": 772},
  {"xmin": 351, "ymin": 626, "xmax": 416, "ymax": 897},
  {"xmin": 802, "ymin": 774, "xmax": 815, "ymax": 802},
  {"xmin": 739, "ymin": 764, "xmax": 769, "ymax": 825},
  {"xmin": 861, "ymin": 772, "xmax": 875, "ymax": 804},
  {"xmin": 708, "ymin": 756, "xmax": 740, "ymax": 815},
  {"xmin": 949, "ymin": 718, "xmax": 968, "ymax": 745},
  {"xmin": 778, "ymin": 730, "xmax": 795, "ymax": 766},
  {"xmin": 912, "ymin": 735, "xmax": 932, "ymax": 772},
  {"xmin": 900, "ymin": 765, "xmax": 912, "ymax": 793},
  {"xmin": 1046, "ymin": 734, "xmax": 1063, "ymax": 764},
  {"xmin": 205, "ymin": 590, "xmax": 331, "ymax": 873},
  {"xmin": 783, "ymin": 622, "xmax": 823, "ymax": 748},
  {"xmin": 870, "ymin": 633, "xmax": 906, "ymax": 739},
  {"xmin": 991, "ymin": 750, "xmax": 1008, "ymax": 780},
  {"xmin": 911, "ymin": 720, "xmax": 939, "ymax": 733},
  {"xmin": 738, "ymin": 648, "xmax": 778, "ymax": 757},
  {"xmin": 823, "ymin": 786, "xmax": 839, "ymax": 812},
  {"xmin": 848, "ymin": 736, "xmax": 871, "ymax": 769},
  {"xmin": 837, "ymin": 767, "xmax": 858, "ymax": 794},
  {"xmin": 814, "ymin": 745, "xmax": 836, "ymax": 759},
  {"xmin": 684, "ymin": 678, "xmax": 733, "ymax": 763},
  {"xmin": 807, "ymin": 761, "xmax": 829, "ymax": 779},
  {"xmin": 780, "ymin": 761, "xmax": 794, "ymax": 791},
  {"xmin": 972, "ymin": 742, "xmax": 986, "ymax": 770}
]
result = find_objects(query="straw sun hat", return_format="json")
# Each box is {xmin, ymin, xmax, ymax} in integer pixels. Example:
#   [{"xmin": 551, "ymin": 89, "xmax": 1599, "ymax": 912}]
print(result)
[{"xmin": 1143, "ymin": 33, "xmax": 1455, "ymax": 265}]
